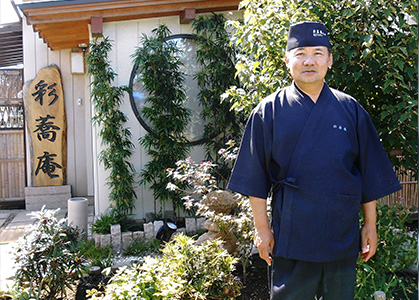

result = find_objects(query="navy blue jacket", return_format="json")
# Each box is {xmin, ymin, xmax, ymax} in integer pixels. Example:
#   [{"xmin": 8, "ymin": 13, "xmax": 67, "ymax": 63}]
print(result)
[{"xmin": 228, "ymin": 82, "xmax": 401, "ymax": 262}]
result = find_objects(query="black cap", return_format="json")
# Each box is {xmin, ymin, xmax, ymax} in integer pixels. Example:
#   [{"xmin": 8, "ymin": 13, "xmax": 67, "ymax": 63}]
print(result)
[{"xmin": 287, "ymin": 21, "xmax": 331, "ymax": 51}]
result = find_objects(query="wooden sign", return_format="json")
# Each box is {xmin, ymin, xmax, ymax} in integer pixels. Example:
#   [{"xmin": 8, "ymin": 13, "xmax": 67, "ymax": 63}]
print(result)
[{"xmin": 25, "ymin": 65, "xmax": 66, "ymax": 186}]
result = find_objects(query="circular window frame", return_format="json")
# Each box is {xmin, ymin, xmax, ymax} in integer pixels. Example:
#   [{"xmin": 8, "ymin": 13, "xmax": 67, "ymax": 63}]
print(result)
[{"xmin": 129, "ymin": 33, "xmax": 212, "ymax": 146}]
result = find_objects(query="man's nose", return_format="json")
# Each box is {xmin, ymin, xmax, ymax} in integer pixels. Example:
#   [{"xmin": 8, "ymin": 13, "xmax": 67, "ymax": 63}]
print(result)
[{"xmin": 303, "ymin": 55, "xmax": 315, "ymax": 65}]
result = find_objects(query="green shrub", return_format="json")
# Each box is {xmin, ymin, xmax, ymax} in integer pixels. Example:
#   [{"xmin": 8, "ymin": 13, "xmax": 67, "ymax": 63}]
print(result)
[
  {"xmin": 12, "ymin": 207, "xmax": 85, "ymax": 300},
  {"xmin": 356, "ymin": 202, "xmax": 418, "ymax": 299},
  {"xmin": 92, "ymin": 234, "xmax": 241, "ymax": 299},
  {"xmin": 92, "ymin": 208, "xmax": 140, "ymax": 234},
  {"xmin": 123, "ymin": 238, "xmax": 161, "ymax": 257},
  {"xmin": 86, "ymin": 37, "xmax": 136, "ymax": 216},
  {"xmin": 167, "ymin": 141, "xmax": 255, "ymax": 281},
  {"xmin": 79, "ymin": 239, "xmax": 114, "ymax": 269},
  {"xmin": 92, "ymin": 209, "xmax": 122, "ymax": 234}
]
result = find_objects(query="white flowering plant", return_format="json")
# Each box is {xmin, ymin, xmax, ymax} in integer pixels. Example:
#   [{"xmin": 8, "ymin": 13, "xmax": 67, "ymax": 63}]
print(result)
[{"xmin": 167, "ymin": 140, "xmax": 255, "ymax": 281}]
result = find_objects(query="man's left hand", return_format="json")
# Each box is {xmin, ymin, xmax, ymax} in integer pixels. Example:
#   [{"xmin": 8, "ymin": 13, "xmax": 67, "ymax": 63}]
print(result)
[{"xmin": 360, "ymin": 223, "xmax": 377, "ymax": 262}]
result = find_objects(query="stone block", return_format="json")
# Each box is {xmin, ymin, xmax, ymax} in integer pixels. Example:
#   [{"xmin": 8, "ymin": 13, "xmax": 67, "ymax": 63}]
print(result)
[
  {"xmin": 25, "ymin": 185, "xmax": 71, "ymax": 211},
  {"xmin": 153, "ymin": 220, "xmax": 164, "ymax": 236},
  {"xmin": 111, "ymin": 224, "xmax": 121, "ymax": 236},
  {"xmin": 144, "ymin": 222, "xmax": 153, "ymax": 241},
  {"xmin": 93, "ymin": 233, "xmax": 100, "ymax": 247},
  {"xmin": 196, "ymin": 217, "xmax": 206, "ymax": 232},
  {"xmin": 87, "ymin": 225, "xmax": 92, "ymax": 239},
  {"xmin": 100, "ymin": 234, "xmax": 111, "ymax": 248},
  {"xmin": 185, "ymin": 217, "xmax": 196, "ymax": 234},
  {"xmin": 111, "ymin": 224, "xmax": 121, "ymax": 253},
  {"xmin": 122, "ymin": 232, "xmax": 133, "ymax": 251},
  {"xmin": 132, "ymin": 231, "xmax": 145, "ymax": 241}
]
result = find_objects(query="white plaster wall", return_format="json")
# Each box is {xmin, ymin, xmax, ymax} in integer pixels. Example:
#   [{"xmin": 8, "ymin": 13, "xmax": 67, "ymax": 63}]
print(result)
[
  {"xmin": 22, "ymin": 9, "xmax": 242, "ymax": 218},
  {"xmin": 95, "ymin": 11, "xmax": 242, "ymax": 218},
  {"xmin": 22, "ymin": 18, "xmax": 93, "ymax": 199}
]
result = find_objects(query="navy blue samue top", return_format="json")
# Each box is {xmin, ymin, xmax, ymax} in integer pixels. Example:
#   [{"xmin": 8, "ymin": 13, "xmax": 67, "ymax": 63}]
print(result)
[{"xmin": 228, "ymin": 82, "xmax": 401, "ymax": 263}]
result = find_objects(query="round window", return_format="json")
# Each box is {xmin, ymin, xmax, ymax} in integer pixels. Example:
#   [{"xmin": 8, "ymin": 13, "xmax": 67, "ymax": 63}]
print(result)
[{"xmin": 129, "ymin": 34, "xmax": 208, "ymax": 145}]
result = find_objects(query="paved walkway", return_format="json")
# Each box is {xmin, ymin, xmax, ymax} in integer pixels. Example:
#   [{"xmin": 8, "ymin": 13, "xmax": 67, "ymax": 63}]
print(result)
[{"xmin": 0, "ymin": 204, "xmax": 94, "ymax": 292}]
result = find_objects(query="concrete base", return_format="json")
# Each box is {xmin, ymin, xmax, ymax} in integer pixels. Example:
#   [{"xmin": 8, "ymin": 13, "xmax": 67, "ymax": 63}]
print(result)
[{"xmin": 25, "ymin": 185, "xmax": 72, "ymax": 211}]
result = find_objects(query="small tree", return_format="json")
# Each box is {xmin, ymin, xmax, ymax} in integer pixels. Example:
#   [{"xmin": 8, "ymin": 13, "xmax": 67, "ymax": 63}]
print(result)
[
  {"xmin": 167, "ymin": 141, "xmax": 255, "ymax": 282},
  {"xmin": 225, "ymin": 0, "xmax": 417, "ymax": 172},
  {"xmin": 133, "ymin": 25, "xmax": 191, "ymax": 212},
  {"xmin": 192, "ymin": 14, "xmax": 247, "ymax": 187},
  {"xmin": 12, "ymin": 208, "xmax": 85, "ymax": 299},
  {"xmin": 86, "ymin": 37, "xmax": 136, "ymax": 215}
]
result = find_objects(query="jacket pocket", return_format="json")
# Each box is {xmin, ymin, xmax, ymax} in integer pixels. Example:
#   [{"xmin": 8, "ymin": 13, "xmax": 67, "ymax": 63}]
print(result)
[{"xmin": 326, "ymin": 194, "xmax": 361, "ymax": 241}]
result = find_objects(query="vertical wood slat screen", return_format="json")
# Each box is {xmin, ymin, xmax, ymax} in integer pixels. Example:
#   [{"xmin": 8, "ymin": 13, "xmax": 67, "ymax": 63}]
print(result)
[
  {"xmin": 0, "ymin": 130, "xmax": 25, "ymax": 201},
  {"xmin": 380, "ymin": 168, "xmax": 417, "ymax": 209}
]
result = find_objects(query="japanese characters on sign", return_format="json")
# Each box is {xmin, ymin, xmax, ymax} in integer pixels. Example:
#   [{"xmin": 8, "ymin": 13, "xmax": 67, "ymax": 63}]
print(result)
[{"xmin": 25, "ymin": 65, "xmax": 66, "ymax": 186}]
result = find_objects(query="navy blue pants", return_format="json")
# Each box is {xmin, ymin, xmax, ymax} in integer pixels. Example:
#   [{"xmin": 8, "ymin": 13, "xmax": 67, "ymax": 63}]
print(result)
[{"xmin": 270, "ymin": 255, "xmax": 358, "ymax": 300}]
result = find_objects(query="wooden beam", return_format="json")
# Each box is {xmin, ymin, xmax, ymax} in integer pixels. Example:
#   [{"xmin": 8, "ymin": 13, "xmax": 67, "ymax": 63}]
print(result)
[
  {"xmin": 19, "ymin": 0, "xmax": 240, "ymax": 50},
  {"xmin": 34, "ymin": 20, "xmax": 90, "ymax": 31},
  {"xmin": 180, "ymin": 8, "xmax": 195, "ymax": 24},
  {"xmin": 22, "ymin": 0, "xmax": 240, "ymax": 25},
  {"xmin": 48, "ymin": 38, "xmax": 89, "ymax": 51},
  {"xmin": 38, "ymin": 25, "xmax": 88, "ymax": 39},
  {"xmin": 44, "ymin": 32, "xmax": 88, "ymax": 44},
  {"xmin": 90, "ymin": 16, "xmax": 103, "ymax": 37}
]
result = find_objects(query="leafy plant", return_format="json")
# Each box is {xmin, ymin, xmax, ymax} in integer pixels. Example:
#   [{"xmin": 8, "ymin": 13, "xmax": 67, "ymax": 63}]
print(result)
[
  {"xmin": 12, "ymin": 207, "xmax": 85, "ymax": 300},
  {"xmin": 92, "ymin": 207, "xmax": 143, "ymax": 235},
  {"xmin": 224, "ymin": 0, "xmax": 418, "ymax": 172},
  {"xmin": 133, "ymin": 24, "xmax": 191, "ymax": 212},
  {"xmin": 79, "ymin": 239, "xmax": 114, "ymax": 270},
  {"xmin": 86, "ymin": 37, "xmax": 136, "ymax": 215},
  {"xmin": 123, "ymin": 238, "xmax": 161, "ymax": 257},
  {"xmin": 91, "ymin": 234, "xmax": 241, "ymax": 299},
  {"xmin": 167, "ymin": 141, "xmax": 255, "ymax": 282},
  {"xmin": 356, "ymin": 201, "xmax": 418, "ymax": 299},
  {"xmin": 192, "ymin": 14, "xmax": 246, "ymax": 185}
]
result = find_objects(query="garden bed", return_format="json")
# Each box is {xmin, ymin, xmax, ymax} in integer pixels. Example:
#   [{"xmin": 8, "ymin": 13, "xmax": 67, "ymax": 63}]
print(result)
[{"xmin": 64, "ymin": 254, "xmax": 269, "ymax": 300}]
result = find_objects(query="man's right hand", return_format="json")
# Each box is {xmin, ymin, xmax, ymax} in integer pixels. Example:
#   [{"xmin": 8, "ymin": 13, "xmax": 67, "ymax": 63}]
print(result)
[
  {"xmin": 249, "ymin": 196, "xmax": 275, "ymax": 266},
  {"xmin": 254, "ymin": 226, "xmax": 275, "ymax": 266}
]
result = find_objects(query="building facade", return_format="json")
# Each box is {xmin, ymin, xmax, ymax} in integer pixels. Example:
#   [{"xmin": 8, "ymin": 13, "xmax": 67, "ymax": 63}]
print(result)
[{"xmin": 17, "ymin": 0, "xmax": 242, "ymax": 217}]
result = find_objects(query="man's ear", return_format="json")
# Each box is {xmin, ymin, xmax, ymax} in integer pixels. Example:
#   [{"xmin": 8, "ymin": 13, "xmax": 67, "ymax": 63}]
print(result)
[
  {"xmin": 328, "ymin": 53, "xmax": 333, "ymax": 68},
  {"xmin": 285, "ymin": 52, "xmax": 290, "ymax": 67}
]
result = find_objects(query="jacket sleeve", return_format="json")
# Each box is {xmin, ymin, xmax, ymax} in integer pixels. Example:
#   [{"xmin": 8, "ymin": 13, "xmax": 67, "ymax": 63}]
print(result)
[
  {"xmin": 356, "ymin": 104, "xmax": 401, "ymax": 203},
  {"xmin": 227, "ymin": 104, "xmax": 273, "ymax": 199}
]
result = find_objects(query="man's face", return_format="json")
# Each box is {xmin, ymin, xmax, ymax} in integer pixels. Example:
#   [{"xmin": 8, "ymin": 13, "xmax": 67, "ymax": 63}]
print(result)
[{"xmin": 285, "ymin": 46, "xmax": 333, "ymax": 89}]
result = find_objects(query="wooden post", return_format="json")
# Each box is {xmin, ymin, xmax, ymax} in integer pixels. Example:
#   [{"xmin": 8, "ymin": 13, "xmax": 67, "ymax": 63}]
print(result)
[{"xmin": 374, "ymin": 291, "xmax": 386, "ymax": 300}]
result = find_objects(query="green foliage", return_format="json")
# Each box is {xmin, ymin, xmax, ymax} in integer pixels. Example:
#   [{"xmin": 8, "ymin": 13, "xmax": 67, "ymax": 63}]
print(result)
[
  {"xmin": 79, "ymin": 239, "xmax": 114, "ymax": 270},
  {"xmin": 133, "ymin": 25, "xmax": 191, "ymax": 210},
  {"xmin": 12, "ymin": 207, "xmax": 85, "ymax": 300},
  {"xmin": 225, "ymin": 0, "xmax": 418, "ymax": 172},
  {"xmin": 92, "ymin": 209, "xmax": 141, "ymax": 234},
  {"xmin": 91, "ymin": 234, "xmax": 241, "ymax": 299},
  {"xmin": 86, "ymin": 37, "xmax": 136, "ymax": 215},
  {"xmin": 223, "ymin": 0, "xmax": 310, "ymax": 112},
  {"xmin": 192, "ymin": 14, "xmax": 246, "ymax": 185},
  {"xmin": 123, "ymin": 238, "xmax": 161, "ymax": 257},
  {"xmin": 356, "ymin": 202, "xmax": 418, "ymax": 299},
  {"xmin": 167, "ymin": 141, "xmax": 255, "ymax": 282},
  {"xmin": 312, "ymin": 0, "xmax": 418, "ymax": 172}
]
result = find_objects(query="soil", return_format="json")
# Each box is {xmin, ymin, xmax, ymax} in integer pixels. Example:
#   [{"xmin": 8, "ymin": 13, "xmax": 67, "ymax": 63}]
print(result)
[{"xmin": 235, "ymin": 254, "xmax": 270, "ymax": 300}]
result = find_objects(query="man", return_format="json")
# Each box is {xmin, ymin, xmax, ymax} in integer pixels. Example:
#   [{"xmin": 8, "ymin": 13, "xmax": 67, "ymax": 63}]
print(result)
[{"xmin": 228, "ymin": 21, "xmax": 401, "ymax": 299}]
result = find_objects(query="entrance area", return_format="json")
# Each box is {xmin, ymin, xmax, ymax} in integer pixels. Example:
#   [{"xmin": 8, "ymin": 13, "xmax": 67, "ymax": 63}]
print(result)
[{"xmin": 0, "ymin": 69, "xmax": 25, "ymax": 209}]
